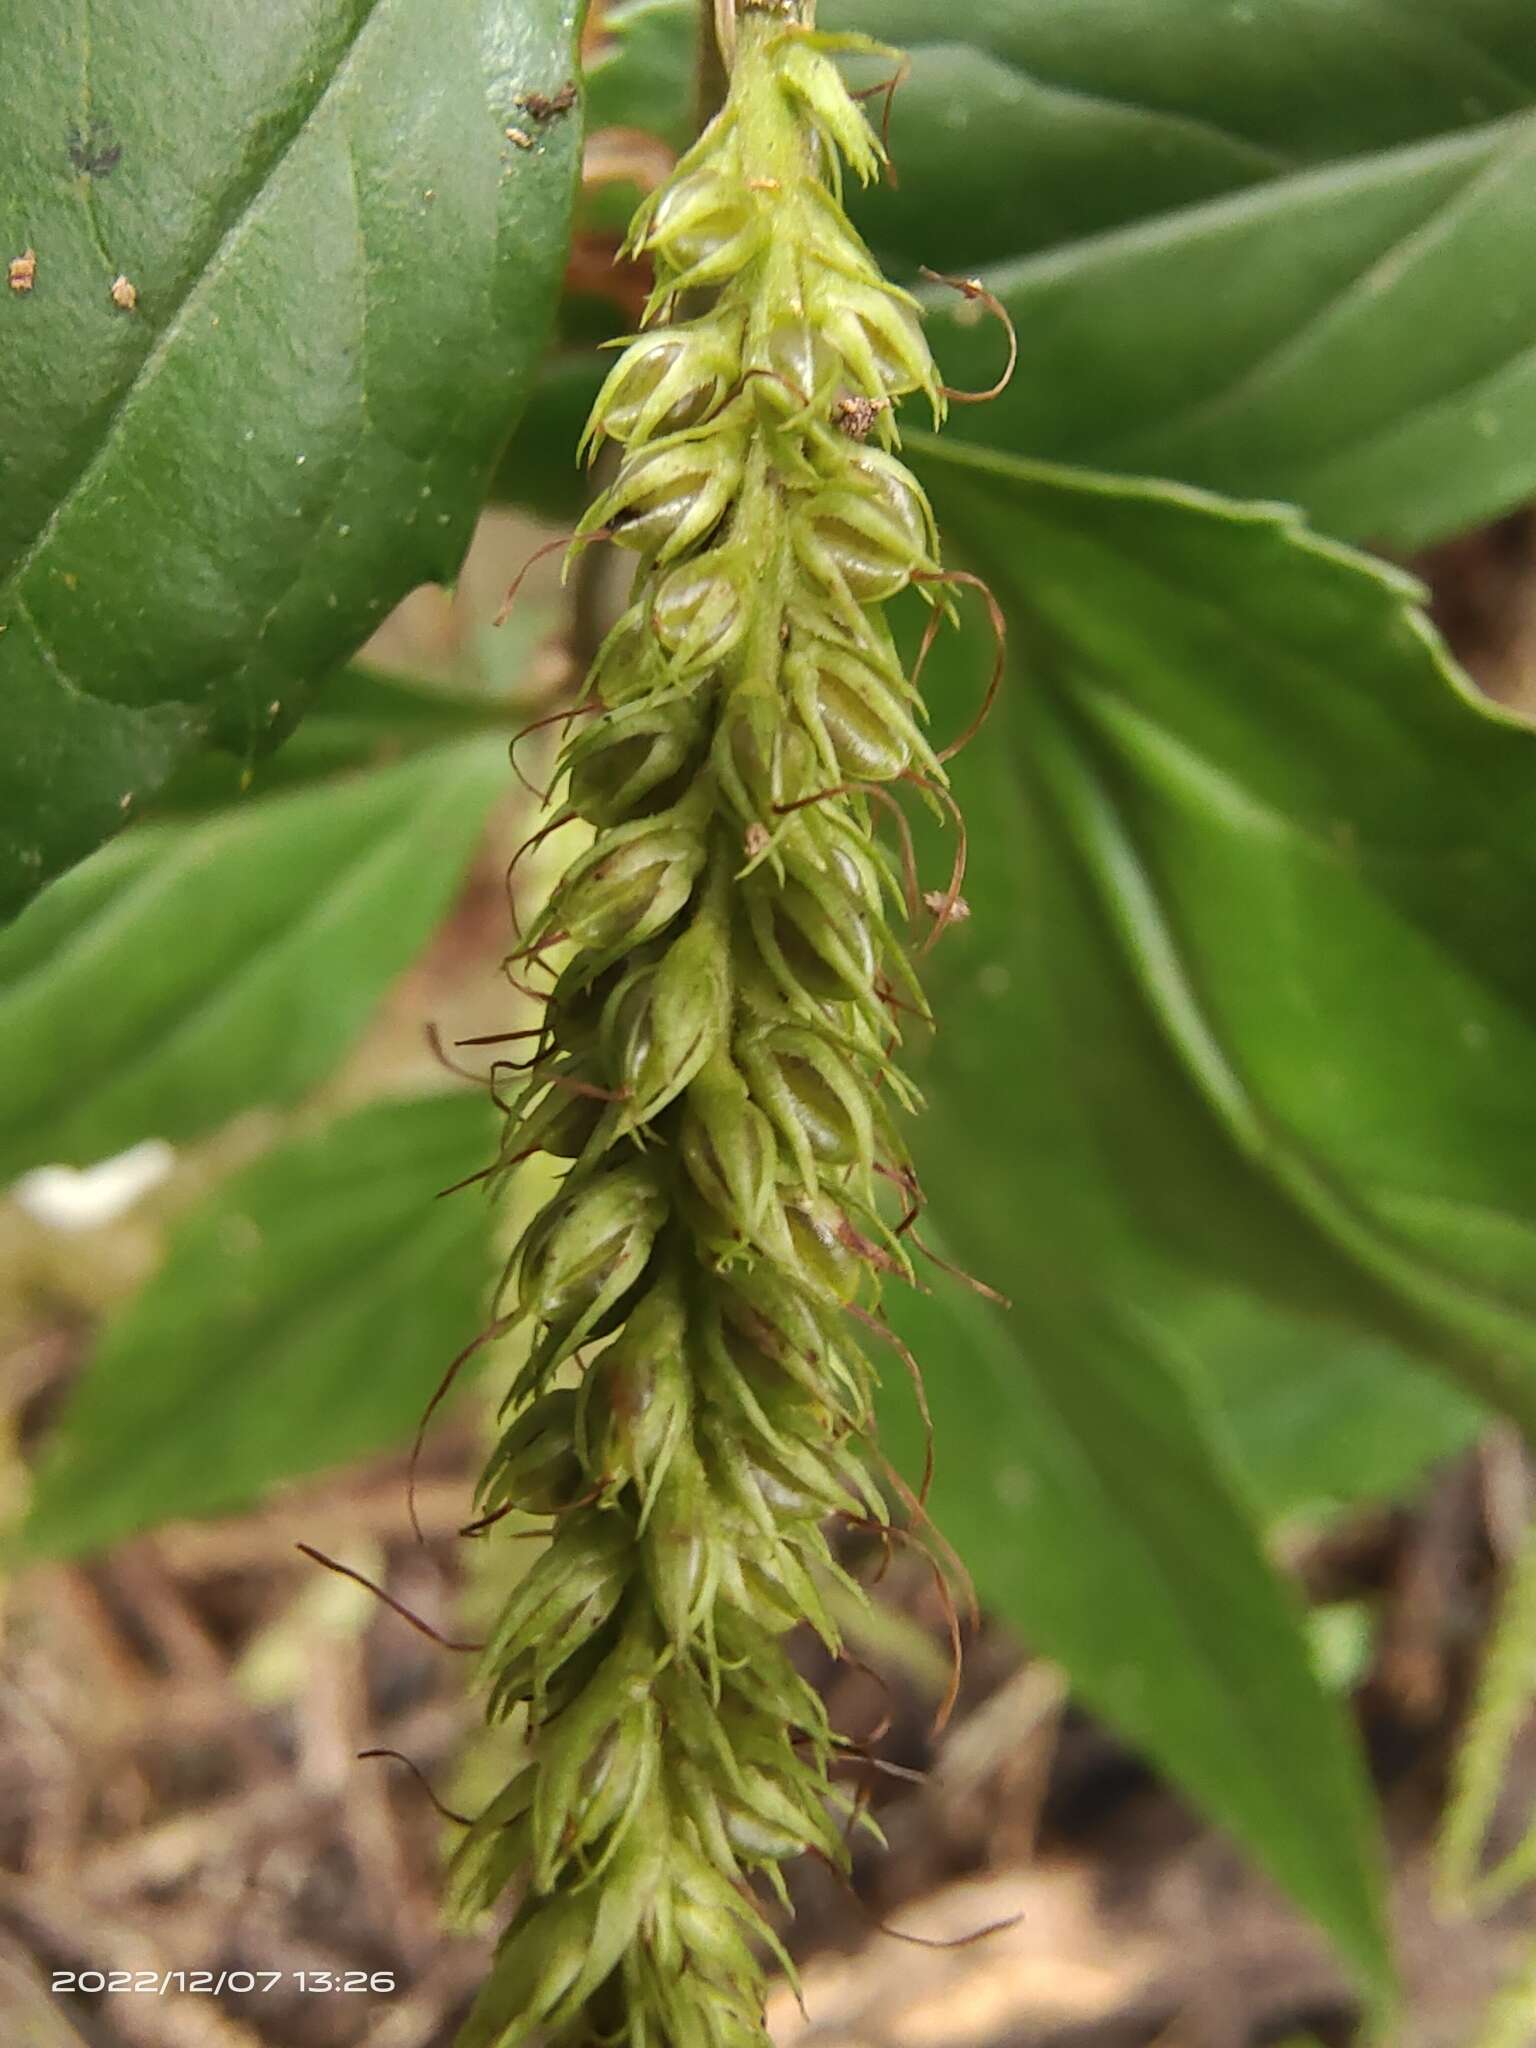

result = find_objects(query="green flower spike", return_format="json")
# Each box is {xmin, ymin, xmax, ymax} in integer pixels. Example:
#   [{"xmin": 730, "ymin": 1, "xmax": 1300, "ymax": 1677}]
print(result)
[{"xmin": 457, "ymin": 5, "xmax": 970, "ymax": 2043}]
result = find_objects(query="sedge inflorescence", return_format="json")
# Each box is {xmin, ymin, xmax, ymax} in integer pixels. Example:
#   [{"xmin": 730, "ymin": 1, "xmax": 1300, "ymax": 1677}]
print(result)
[{"xmin": 453, "ymin": 8, "xmax": 965, "ymax": 2044}]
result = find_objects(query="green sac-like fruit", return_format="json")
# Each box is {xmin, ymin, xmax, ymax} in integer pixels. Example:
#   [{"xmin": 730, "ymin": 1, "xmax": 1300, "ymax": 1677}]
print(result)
[
  {"xmin": 479, "ymin": 1390, "xmax": 586, "ymax": 1518},
  {"xmin": 590, "ymin": 316, "xmax": 741, "ymax": 447},
  {"xmin": 644, "ymin": 165, "xmax": 763, "ymax": 282},
  {"xmin": 565, "ymin": 698, "xmax": 707, "ymax": 826},
  {"xmin": 651, "ymin": 556, "xmax": 746, "ymax": 663}
]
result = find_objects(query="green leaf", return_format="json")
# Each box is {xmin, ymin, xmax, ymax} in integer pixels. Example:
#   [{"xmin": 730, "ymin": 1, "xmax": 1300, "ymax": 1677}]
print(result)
[
  {"xmin": 1177, "ymin": 1286, "xmax": 1482, "ymax": 1522},
  {"xmin": 150, "ymin": 662, "xmax": 521, "ymax": 811},
  {"xmin": 824, "ymin": 0, "xmax": 1536, "ymax": 545},
  {"xmin": 832, "ymin": 0, "xmax": 1536, "ymax": 268},
  {"xmin": 910, "ymin": 438, "xmax": 1536, "ymax": 1443},
  {"xmin": 23, "ymin": 1090, "xmax": 496, "ymax": 1558},
  {"xmin": 883, "ymin": 1262, "xmax": 1392, "ymax": 1994},
  {"xmin": 0, "ymin": 0, "xmax": 582, "ymax": 919},
  {"xmin": 580, "ymin": 1, "xmax": 1536, "ymax": 543},
  {"xmin": 875, "ymin": 441, "xmax": 1524, "ymax": 1976},
  {"xmin": 913, "ymin": 117, "xmax": 1536, "ymax": 550},
  {"xmin": 0, "ymin": 738, "xmax": 507, "ymax": 1179}
]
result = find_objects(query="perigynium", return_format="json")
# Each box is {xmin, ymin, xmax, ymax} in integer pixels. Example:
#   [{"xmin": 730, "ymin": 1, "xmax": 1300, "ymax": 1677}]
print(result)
[{"xmin": 453, "ymin": 6, "xmax": 970, "ymax": 2043}]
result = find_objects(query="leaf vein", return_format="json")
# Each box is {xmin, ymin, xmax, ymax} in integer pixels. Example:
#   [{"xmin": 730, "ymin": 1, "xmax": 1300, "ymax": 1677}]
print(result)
[{"xmin": 1102, "ymin": 123, "xmax": 1536, "ymax": 463}]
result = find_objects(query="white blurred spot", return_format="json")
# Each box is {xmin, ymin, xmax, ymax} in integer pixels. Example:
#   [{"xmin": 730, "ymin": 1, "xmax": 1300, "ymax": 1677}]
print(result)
[{"xmin": 13, "ymin": 1139, "xmax": 176, "ymax": 1232}]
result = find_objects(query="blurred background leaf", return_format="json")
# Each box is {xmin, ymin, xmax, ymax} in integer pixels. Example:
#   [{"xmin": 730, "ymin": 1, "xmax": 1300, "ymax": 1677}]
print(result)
[
  {"xmin": 1441, "ymin": 1512, "xmax": 1536, "ymax": 1908},
  {"xmin": 585, "ymin": 0, "xmax": 698, "ymax": 153},
  {"xmin": 870, "ymin": 440, "xmax": 1536, "ymax": 1976},
  {"xmin": 149, "ymin": 662, "xmax": 521, "ymax": 813},
  {"xmin": 0, "ymin": 737, "xmax": 509, "ymax": 1179},
  {"xmin": 909, "ymin": 442, "xmax": 1536, "ymax": 1444},
  {"xmin": 542, "ymin": 0, "xmax": 1536, "ymax": 549},
  {"xmin": 838, "ymin": 0, "xmax": 1536, "ymax": 266},
  {"xmin": 22, "ymin": 1090, "xmax": 497, "ymax": 1558},
  {"xmin": 0, "ymin": 0, "xmax": 582, "ymax": 919},
  {"xmin": 884, "ymin": 1263, "xmax": 1392, "ymax": 1996},
  {"xmin": 845, "ymin": 0, "xmax": 1536, "ymax": 546},
  {"xmin": 914, "ymin": 119, "xmax": 1536, "ymax": 550}
]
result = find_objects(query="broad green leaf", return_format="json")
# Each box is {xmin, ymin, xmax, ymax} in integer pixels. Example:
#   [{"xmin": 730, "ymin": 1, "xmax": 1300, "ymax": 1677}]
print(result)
[
  {"xmin": 827, "ymin": 0, "xmax": 1536, "ymax": 546},
  {"xmin": 0, "ymin": 0, "xmax": 582, "ymax": 918},
  {"xmin": 1176, "ymin": 1287, "xmax": 1482, "ymax": 1522},
  {"xmin": 883, "ymin": 1261, "xmax": 1391, "ymax": 1993},
  {"xmin": 833, "ymin": 0, "xmax": 1536, "ymax": 268},
  {"xmin": 870, "ymin": 445, "xmax": 1512, "ymax": 1973},
  {"xmin": 0, "ymin": 738, "xmax": 507, "ymax": 1179},
  {"xmin": 906, "ymin": 434, "xmax": 1536, "ymax": 1464},
  {"xmin": 915, "ymin": 118, "xmax": 1536, "ymax": 551},
  {"xmin": 573, "ymin": 0, "xmax": 1536, "ymax": 545},
  {"xmin": 23, "ymin": 1091, "xmax": 496, "ymax": 1557}
]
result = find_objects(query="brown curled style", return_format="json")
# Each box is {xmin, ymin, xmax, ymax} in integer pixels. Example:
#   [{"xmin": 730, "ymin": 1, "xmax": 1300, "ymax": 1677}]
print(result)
[
  {"xmin": 774, "ymin": 778, "xmax": 921, "ymax": 923},
  {"xmin": 910, "ymin": 1228, "xmax": 1012, "ymax": 1309},
  {"xmin": 424, "ymin": 1019, "xmax": 492, "ymax": 1087},
  {"xmin": 494, "ymin": 528, "xmax": 614, "ymax": 628},
  {"xmin": 818, "ymin": 1854, "xmax": 1026, "ymax": 1952},
  {"xmin": 919, "ymin": 267, "xmax": 1019, "ymax": 405},
  {"xmin": 508, "ymin": 697, "xmax": 603, "ymax": 804},
  {"xmin": 873, "ymin": 1157, "xmax": 924, "ymax": 1237},
  {"xmin": 293, "ymin": 1544, "xmax": 484, "ymax": 1653},
  {"xmin": 356, "ymin": 1748, "xmax": 475, "ymax": 1827},
  {"xmin": 436, "ymin": 1161, "xmax": 500, "ymax": 1201},
  {"xmin": 407, "ymin": 1314, "xmax": 519, "ymax": 1542},
  {"xmin": 848, "ymin": 49, "xmax": 912, "ymax": 179},
  {"xmin": 909, "ymin": 568, "xmax": 1009, "ymax": 765},
  {"xmin": 504, "ymin": 813, "xmax": 581, "ymax": 943},
  {"xmin": 844, "ymin": 1299, "xmax": 935, "ymax": 1507},
  {"xmin": 876, "ymin": 1446, "xmax": 983, "ymax": 1639},
  {"xmin": 903, "ymin": 772, "xmax": 969, "ymax": 958},
  {"xmin": 836, "ymin": 1512, "xmax": 965, "ymax": 1735}
]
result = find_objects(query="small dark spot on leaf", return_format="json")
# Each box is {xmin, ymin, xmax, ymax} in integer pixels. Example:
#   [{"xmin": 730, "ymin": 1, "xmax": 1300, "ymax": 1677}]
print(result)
[
  {"xmin": 516, "ymin": 82, "xmax": 578, "ymax": 121},
  {"xmin": 67, "ymin": 121, "xmax": 122, "ymax": 177}
]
